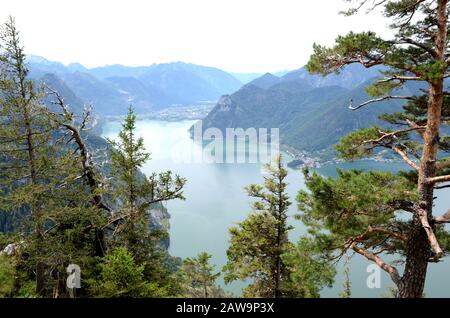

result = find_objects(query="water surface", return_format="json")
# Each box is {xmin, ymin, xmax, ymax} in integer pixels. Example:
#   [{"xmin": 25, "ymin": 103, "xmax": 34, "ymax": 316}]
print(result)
[{"xmin": 102, "ymin": 119, "xmax": 450, "ymax": 297}]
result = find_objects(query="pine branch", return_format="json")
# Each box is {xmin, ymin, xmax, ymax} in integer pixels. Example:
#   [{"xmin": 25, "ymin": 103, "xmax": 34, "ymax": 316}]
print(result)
[
  {"xmin": 416, "ymin": 205, "xmax": 444, "ymax": 258},
  {"xmin": 426, "ymin": 174, "xmax": 450, "ymax": 184},
  {"xmin": 436, "ymin": 158, "xmax": 450, "ymax": 171},
  {"xmin": 392, "ymin": 146, "xmax": 420, "ymax": 170},
  {"xmin": 350, "ymin": 242, "xmax": 401, "ymax": 285}
]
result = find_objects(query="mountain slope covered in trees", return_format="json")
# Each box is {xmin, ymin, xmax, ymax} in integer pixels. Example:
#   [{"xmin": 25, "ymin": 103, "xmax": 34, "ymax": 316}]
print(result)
[{"xmin": 196, "ymin": 64, "xmax": 417, "ymax": 159}]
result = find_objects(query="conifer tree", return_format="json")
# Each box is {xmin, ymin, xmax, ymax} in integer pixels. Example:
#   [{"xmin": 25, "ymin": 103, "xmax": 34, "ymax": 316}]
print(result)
[
  {"xmin": 0, "ymin": 16, "xmax": 59, "ymax": 295},
  {"xmin": 224, "ymin": 156, "xmax": 291, "ymax": 297},
  {"xmin": 88, "ymin": 247, "xmax": 168, "ymax": 298},
  {"xmin": 303, "ymin": 0, "xmax": 450, "ymax": 297},
  {"xmin": 107, "ymin": 105, "xmax": 152, "ymax": 252},
  {"xmin": 224, "ymin": 157, "xmax": 335, "ymax": 297},
  {"xmin": 107, "ymin": 106, "xmax": 185, "ymax": 253},
  {"xmin": 1, "ymin": 17, "xmax": 110, "ymax": 297},
  {"xmin": 106, "ymin": 106, "xmax": 186, "ymax": 294},
  {"xmin": 181, "ymin": 252, "xmax": 224, "ymax": 298}
]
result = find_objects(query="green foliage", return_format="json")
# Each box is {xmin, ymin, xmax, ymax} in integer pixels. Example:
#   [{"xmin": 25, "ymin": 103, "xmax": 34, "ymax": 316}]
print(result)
[
  {"xmin": 283, "ymin": 237, "xmax": 336, "ymax": 298},
  {"xmin": 0, "ymin": 16, "xmax": 109, "ymax": 296},
  {"xmin": 298, "ymin": 169, "xmax": 417, "ymax": 241},
  {"xmin": 365, "ymin": 80, "xmax": 401, "ymax": 97},
  {"xmin": 306, "ymin": 32, "xmax": 389, "ymax": 75},
  {"xmin": 0, "ymin": 256, "xmax": 15, "ymax": 297},
  {"xmin": 224, "ymin": 212, "xmax": 280, "ymax": 296},
  {"xmin": 108, "ymin": 105, "xmax": 151, "ymax": 206},
  {"xmin": 180, "ymin": 252, "xmax": 225, "ymax": 298},
  {"xmin": 0, "ymin": 233, "xmax": 11, "ymax": 250},
  {"xmin": 305, "ymin": 0, "xmax": 450, "ymax": 298},
  {"xmin": 339, "ymin": 267, "xmax": 352, "ymax": 298},
  {"xmin": 0, "ymin": 19, "xmax": 186, "ymax": 298},
  {"xmin": 88, "ymin": 247, "xmax": 168, "ymax": 298},
  {"xmin": 225, "ymin": 156, "xmax": 333, "ymax": 298},
  {"xmin": 107, "ymin": 106, "xmax": 185, "ymax": 258},
  {"xmin": 224, "ymin": 156, "xmax": 292, "ymax": 297},
  {"xmin": 105, "ymin": 105, "xmax": 187, "ymax": 298},
  {"xmin": 335, "ymin": 126, "xmax": 384, "ymax": 160}
]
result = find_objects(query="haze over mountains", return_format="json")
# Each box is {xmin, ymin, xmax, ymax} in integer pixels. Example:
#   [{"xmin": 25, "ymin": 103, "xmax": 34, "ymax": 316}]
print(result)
[
  {"xmin": 27, "ymin": 55, "xmax": 417, "ymax": 160},
  {"xmin": 27, "ymin": 55, "xmax": 243, "ymax": 115}
]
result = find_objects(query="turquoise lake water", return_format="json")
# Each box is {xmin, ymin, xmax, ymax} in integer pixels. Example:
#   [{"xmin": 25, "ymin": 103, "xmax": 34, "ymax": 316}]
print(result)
[{"xmin": 102, "ymin": 119, "xmax": 450, "ymax": 298}]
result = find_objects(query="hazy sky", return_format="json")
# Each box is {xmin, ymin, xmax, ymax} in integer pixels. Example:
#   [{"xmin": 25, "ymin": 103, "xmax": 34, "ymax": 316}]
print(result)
[{"xmin": 1, "ymin": 0, "xmax": 391, "ymax": 73}]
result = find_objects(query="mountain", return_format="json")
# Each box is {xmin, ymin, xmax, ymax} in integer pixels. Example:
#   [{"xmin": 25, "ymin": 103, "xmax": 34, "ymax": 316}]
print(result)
[
  {"xmin": 194, "ymin": 66, "xmax": 414, "ymax": 160},
  {"xmin": 137, "ymin": 62, "xmax": 243, "ymax": 103},
  {"xmin": 282, "ymin": 64, "xmax": 385, "ymax": 89},
  {"xmin": 231, "ymin": 70, "xmax": 292, "ymax": 84},
  {"xmin": 39, "ymin": 73, "xmax": 86, "ymax": 115},
  {"xmin": 230, "ymin": 72, "xmax": 263, "ymax": 84},
  {"xmin": 104, "ymin": 76, "xmax": 175, "ymax": 113},
  {"xmin": 58, "ymin": 72, "xmax": 130, "ymax": 115},
  {"xmin": 89, "ymin": 65, "xmax": 149, "ymax": 79},
  {"xmin": 274, "ymin": 70, "xmax": 291, "ymax": 77},
  {"xmin": 25, "ymin": 56, "xmax": 245, "ymax": 115},
  {"xmin": 0, "ymin": 130, "xmax": 170, "ymax": 241},
  {"xmin": 248, "ymin": 73, "xmax": 281, "ymax": 89}
]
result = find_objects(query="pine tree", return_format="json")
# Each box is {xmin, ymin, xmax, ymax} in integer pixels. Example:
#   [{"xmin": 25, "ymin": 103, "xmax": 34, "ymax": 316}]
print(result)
[
  {"xmin": 107, "ymin": 106, "xmax": 185, "ymax": 252},
  {"xmin": 180, "ymin": 252, "xmax": 224, "ymax": 298},
  {"xmin": 0, "ymin": 16, "xmax": 61, "ymax": 295},
  {"xmin": 87, "ymin": 247, "xmax": 168, "ymax": 298},
  {"xmin": 303, "ymin": 0, "xmax": 450, "ymax": 297},
  {"xmin": 107, "ymin": 105, "xmax": 152, "ymax": 253},
  {"xmin": 1, "ymin": 17, "xmax": 109, "ymax": 297},
  {"xmin": 224, "ymin": 156, "xmax": 335, "ymax": 298},
  {"xmin": 282, "ymin": 237, "xmax": 336, "ymax": 298},
  {"xmin": 106, "ymin": 105, "xmax": 186, "ymax": 295},
  {"xmin": 224, "ymin": 156, "xmax": 291, "ymax": 297}
]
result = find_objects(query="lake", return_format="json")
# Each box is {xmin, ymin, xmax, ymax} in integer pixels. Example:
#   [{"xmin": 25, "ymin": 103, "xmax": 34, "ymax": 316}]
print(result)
[{"xmin": 102, "ymin": 119, "xmax": 450, "ymax": 298}]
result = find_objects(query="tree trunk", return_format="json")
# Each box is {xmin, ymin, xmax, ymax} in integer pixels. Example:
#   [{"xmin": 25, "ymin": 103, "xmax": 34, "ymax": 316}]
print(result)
[
  {"xmin": 398, "ymin": 0, "xmax": 448, "ymax": 298},
  {"xmin": 397, "ymin": 215, "xmax": 429, "ymax": 298},
  {"xmin": 399, "ymin": 81, "xmax": 444, "ymax": 297}
]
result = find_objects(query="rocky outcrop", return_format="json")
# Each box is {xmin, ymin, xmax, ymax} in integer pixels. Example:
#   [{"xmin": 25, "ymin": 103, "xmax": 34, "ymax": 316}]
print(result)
[{"xmin": 149, "ymin": 203, "xmax": 171, "ymax": 249}]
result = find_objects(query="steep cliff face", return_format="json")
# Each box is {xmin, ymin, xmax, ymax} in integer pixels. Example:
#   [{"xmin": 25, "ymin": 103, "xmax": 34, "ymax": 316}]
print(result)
[{"xmin": 148, "ymin": 203, "xmax": 171, "ymax": 249}]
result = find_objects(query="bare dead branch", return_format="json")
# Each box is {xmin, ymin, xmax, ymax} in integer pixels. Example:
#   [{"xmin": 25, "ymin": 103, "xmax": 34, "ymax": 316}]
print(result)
[
  {"xmin": 377, "ymin": 75, "xmax": 422, "ymax": 83},
  {"xmin": 349, "ymin": 96, "xmax": 415, "ymax": 110}
]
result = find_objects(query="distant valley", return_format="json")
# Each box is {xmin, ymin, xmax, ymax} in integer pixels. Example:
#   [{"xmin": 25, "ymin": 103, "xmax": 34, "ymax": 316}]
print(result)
[{"xmin": 27, "ymin": 55, "xmax": 244, "ymax": 115}]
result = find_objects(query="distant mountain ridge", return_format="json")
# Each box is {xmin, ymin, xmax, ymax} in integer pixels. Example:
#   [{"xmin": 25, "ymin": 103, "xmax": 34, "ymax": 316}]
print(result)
[{"xmin": 26, "ymin": 55, "xmax": 244, "ymax": 115}]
